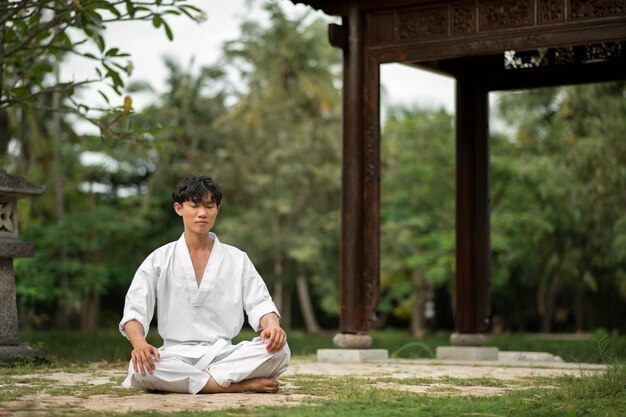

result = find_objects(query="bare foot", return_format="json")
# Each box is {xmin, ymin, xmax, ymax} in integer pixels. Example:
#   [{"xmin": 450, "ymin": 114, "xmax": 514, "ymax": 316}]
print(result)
[{"xmin": 200, "ymin": 377, "xmax": 279, "ymax": 394}]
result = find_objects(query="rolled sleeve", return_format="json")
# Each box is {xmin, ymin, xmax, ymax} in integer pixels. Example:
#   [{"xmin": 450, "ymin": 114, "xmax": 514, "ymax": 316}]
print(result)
[
  {"xmin": 242, "ymin": 253, "xmax": 280, "ymax": 331},
  {"xmin": 119, "ymin": 256, "xmax": 157, "ymax": 339},
  {"xmin": 247, "ymin": 300, "xmax": 280, "ymax": 332},
  {"xmin": 119, "ymin": 314, "xmax": 150, "ymax": 339}
]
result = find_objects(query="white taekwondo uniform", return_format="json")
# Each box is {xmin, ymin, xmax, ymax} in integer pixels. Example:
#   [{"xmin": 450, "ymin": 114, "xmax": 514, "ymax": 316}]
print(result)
[{"xmin": 119, "ymin": 232, "xmax": 290, "ymax": 394}]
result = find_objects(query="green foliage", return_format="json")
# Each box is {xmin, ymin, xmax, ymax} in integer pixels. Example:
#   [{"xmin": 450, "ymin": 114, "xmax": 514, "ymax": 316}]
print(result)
[
  {"xmin": 0, "ymin": 0, "xmax": 203, "ymax": 140},
  {"xmin": 16, "ymin": 205, "xmax": 147, "ymax": 304},
  {"xmin": 379, "ymin": 107, "xmax": 455, "ymax": 321},
  {"xmin": 491, "ymin": 82, "xmax": 626, "ymax": 331},
  {"xmin": 5, "ymin": 0, "xmax": 625, "ymax": 334},
  {"xmin": 10, "ymin": 3, "xmax": 344, "ymax": 330},
  {"xmin": 215, "ymin": 3, "xmax": 342, "ymax": 315},
  {"xmin": 376, "ymin": 82, "xmax": 625, "ymax": 332}
]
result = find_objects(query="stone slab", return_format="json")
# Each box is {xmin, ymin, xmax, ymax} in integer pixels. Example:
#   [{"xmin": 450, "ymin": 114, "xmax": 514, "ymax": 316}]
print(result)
[
  {"xmin": 0, "ymin": 343, "xmax": 45, "ymax": 364},
  {"xmin": 317, "ymin": 349, "xmax": 389, "ymax": 363},
  {"xmin": 436, "ymin": 346, "xmax": 499, "ymax": 361},
  {"xmin": 498, "ymin": 351, "xmax": 564, "ymax": 362}
]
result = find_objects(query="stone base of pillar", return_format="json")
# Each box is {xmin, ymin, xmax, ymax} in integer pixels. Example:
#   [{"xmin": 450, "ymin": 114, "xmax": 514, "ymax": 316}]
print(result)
[
  {"xmin": 317, "ymin": 348, "xmax": 388, "ymax": 363},
  {"xmin": 436, "ymin": 346, "xmax": 499, "ymax": 361},
  {"xmin": 0, "ymin": 343, "xmax": 45, "ymax": 365},
  {"xmin": 439, "ymin": 332, "xmax": 497, "ymax": 361},
  {"xmin": 450, "ymin": 332, "xmax": 486, "ymax": 346},
  {"xmin": 333, "ymin": 333, "xmax": 372, "ymax": 349}
]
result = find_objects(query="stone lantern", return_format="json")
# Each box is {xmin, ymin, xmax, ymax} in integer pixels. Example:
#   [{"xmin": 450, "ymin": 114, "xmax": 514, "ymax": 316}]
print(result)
[{"xmin": 0, "ymin": 170, "xmax": 45, "ymax": 363}]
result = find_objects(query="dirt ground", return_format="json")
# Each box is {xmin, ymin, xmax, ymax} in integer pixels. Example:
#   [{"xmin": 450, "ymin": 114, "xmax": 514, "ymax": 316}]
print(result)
[{"xmin": 0, "ymin": 358, "xmax": 606, "ymax": 416}]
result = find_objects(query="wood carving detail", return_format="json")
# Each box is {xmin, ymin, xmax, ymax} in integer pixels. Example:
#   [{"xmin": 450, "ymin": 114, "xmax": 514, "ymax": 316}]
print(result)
[
  {"xmin": 452, "ymin": 3, "xmax": 477, "ymax": 34},
  {"xmin": 505, "ymin": 42, "xmax": 623, "ymax": 70},
  {"xmin": 465, "ymin": 33, "xmax": 548, "ymax": 52},
  {"xmin": 480, "ymin": 0, "xmax": 533, "ymax": 30},
  {"xmin": 538, "ymin": 0, "xmax": 564, "ymax": 23},
  {"xmin": 570, "ymin": 0, "xmax": 625, "ymax": 20},
  {"xmin": 584, "ymin": 42, "xmax": 623, "ymax": 61},
  {"xmin": 396, "ymin": 6, "xmax": 448, "ymax": 41},
  {"xmin": 364, "ymin": 126, "xmax": 377, "ymax": 181},
  {"xmin": 553, "ymin": 46, "xmax": 576, "ymax": 65}
]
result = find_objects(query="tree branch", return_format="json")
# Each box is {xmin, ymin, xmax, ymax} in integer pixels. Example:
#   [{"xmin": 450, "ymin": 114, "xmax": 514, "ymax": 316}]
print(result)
[
  {"xmin": 0, "ymin": 79, "xmax": 100, "ymax": 109},
  {"xmin": 0, "ymin": 0, "xmax": 29, "ymax": 27},
  {"xmin": 5, "ymin": 14, "xmax": 74, "ymax": 57}
]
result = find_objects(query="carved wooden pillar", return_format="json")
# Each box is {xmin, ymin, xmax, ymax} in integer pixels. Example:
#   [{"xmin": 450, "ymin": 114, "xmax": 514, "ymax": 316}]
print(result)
[
  {"xmin": 362, "ymin": 52, "xmax": 381, "ymax": 337},
  {"xmin": 328, "ymin": 1, "xmax": 375, "ymax": 348},
  {"xmin": 454, "ymin": 60, "xmax": 491, "ymax": 344},
  {"xmin": 339, "ymin": 1, "xmax": 366, "ymax": 335}
]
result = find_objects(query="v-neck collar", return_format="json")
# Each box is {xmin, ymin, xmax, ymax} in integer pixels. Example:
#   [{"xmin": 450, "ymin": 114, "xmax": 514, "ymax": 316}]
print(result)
[{"xmin": 176, "ymin": 232, "xmax": 223, "ymax": 307}]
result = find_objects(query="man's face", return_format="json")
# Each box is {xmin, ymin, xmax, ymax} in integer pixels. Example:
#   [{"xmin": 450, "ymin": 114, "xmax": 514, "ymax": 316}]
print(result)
[{"xmin": 174, "ymin": 193, "xmax": 220, "ymax": 235}]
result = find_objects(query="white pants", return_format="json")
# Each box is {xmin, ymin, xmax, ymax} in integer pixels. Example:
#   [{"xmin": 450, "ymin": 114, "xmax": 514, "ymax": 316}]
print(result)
[{"xmin": 124, "ymin": 337, "xmax": 290, "ymax": 394}]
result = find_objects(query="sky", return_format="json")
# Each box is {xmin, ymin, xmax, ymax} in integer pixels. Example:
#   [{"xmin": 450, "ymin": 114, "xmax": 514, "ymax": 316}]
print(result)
[{"xmin": 64, "ymin": 0, "xmax": 456, "ymax": 133}]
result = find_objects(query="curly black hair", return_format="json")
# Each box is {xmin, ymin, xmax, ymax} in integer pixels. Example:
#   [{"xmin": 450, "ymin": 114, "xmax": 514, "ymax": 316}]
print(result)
[{"xmin": 172, "ymin": 175, "xmax": 223, "ymax": 206}]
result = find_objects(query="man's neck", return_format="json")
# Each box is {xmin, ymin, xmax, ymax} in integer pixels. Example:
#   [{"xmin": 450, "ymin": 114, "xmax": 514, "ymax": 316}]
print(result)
[{"xmin": 184, "ymin": 230, "xmax": 213, "ymax": 252}]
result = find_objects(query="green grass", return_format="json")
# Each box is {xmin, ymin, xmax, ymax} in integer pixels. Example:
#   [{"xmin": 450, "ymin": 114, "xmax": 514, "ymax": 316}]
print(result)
[
  {"xmin": 2, "ymin": 332, "xmax": 624, "ymax": 417},
  {"xmin": 2, "ymin": 362, "xmax": 621, "ymax": 417},
  {"xmin": 16, "ymin": 328, "xmax": 626, "ymax": 363},
  {"xmin": 483, "ymin": 332, "xmax": 626, "ymax": 364}
]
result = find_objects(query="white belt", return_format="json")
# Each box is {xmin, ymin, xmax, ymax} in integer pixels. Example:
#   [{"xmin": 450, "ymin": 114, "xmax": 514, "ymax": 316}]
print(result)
[{"xmin": 194, "ymin": 339, "xmax": 229, "ymax": 370}]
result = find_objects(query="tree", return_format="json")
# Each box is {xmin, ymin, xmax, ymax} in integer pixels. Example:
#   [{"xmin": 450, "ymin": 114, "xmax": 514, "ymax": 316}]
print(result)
[
  {"xmin": 5, "ymin": 1, "xmax": 204, "ymax": 331},
  {"xmin": 124, "ymin": 57, "xmax": 231, "ymax": 251},
  {"xmin": 379, "ymin": 106, "xmax": 455, "ymax": 335},
  {"xmin": 215, "ymin": 3, "xmax": 342, "ymax": 331},
  {"xmin": 0, "ymin": 0, "xmax": 204, "ymax": 149},
  {"xmin": 491, "ymin": 82, "xmax": 626, "ymax": 332}
]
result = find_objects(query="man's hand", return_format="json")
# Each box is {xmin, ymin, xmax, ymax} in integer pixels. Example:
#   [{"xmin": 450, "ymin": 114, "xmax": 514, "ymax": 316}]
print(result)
[
  {"xmin": 130, "ymin": 340, "xmax": 160, "ymax": 375},
  {"xmin": 259, "ymin": 313, "xmax": 287, "ymax": 353},
  {"xmin": 124, "ymin": 320, "xmax": 160, "ymax": 375}
]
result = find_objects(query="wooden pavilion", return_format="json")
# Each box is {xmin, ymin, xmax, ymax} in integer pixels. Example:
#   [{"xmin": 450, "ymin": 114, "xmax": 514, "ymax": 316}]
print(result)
[{"xmin": 289, "ymin": 0, "xmax": 626, "ymax": 347}]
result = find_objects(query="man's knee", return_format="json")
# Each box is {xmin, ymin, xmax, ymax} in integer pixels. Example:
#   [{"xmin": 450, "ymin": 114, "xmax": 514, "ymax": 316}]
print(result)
[
  {"xmin": 129, "ymin": 370, "xmax": 159, "ymax": 391},
  {"xmin": 272, "ymin": 342, "xmax": 290, "ymax": 365},
  {"xmin": 268, "ymin": 343, "xmax": 290, "ymax": 377}
]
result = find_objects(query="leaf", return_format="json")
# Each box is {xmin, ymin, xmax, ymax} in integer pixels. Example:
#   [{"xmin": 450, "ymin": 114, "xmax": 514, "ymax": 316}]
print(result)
[
  {"xmin": 98, "ymin": 89, "xmax": 110, "ymax": 104},
  {"xmin": 31, "ymin": 62, "xmax": 54, "ymax": 74},
  {"xmin": 105, "ymin": 48, "xmax": 120, "ymax": 57},
  {"xmin": 75, "ymin": 12, "xmax": 85, "ymax": 28},
  {"xmin": 125, "ymin": 1, "xmax": 136, "ymax": 17},
  {"xmin": 106, "ymin": 68, "xmax": 124, "ymax": 89},
  {"xmin": 162, "ymin": 21, "xmax": 173, "ymax": 41},
  {"xmin": 152, "ymin": 14, "xmax": 163, "ymax": 29},
  {"xmin": 88, "ymin": 10, "xmax": 104, "ymax": 28},
  {"xmin": 104, "ymin": 4, "xmax": 122, "ymax": 18},
  {"xmin": 11, "ymin": 86, "xmax": 29, "ymax": 98},
  {"xmin": 178, "ymin": 7, "xmax": 197, "ymax": 21},
  {"xmin": 94, "ymin": 34, "xmax": 105, "ymax": 52},
  {"xmin": 112, "ymin": 62, "xmax": 131, "ymax": 74},
  {"xmin": 34, "ymin": 29, "xmax": 52, "ymax": 43}
]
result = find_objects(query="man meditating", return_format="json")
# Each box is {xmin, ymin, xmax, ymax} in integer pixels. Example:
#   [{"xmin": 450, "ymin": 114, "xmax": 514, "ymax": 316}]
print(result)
[{"xmin": 119, "ymin": 175, "xmax": 290, "ymax": 394}]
